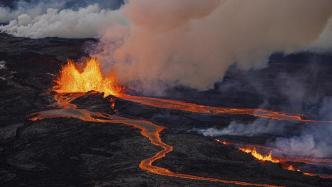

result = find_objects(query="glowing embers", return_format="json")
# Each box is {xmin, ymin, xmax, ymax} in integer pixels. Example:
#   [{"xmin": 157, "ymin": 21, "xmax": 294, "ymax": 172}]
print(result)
[
  {"xmin": 54, "ymin": 58, "xmax": 122, "ymax": 97},
  {"xmin": 239, "ymin": 147, "xmax": 280, "ymax": 163}
]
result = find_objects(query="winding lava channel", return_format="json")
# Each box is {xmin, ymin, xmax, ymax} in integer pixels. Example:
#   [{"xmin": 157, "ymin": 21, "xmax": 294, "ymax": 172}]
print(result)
[
  {"xmin": 29, "ymin": 94, "xmax": 280, "ymax": 187},
  {"xmin": 38, "ymin": 58, "xmax": 330, "ymax": 186}
]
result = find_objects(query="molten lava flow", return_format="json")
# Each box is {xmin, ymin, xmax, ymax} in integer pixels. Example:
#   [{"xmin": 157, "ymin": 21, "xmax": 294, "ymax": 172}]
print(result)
[
  {"xmin": 54, "ymin": 58, "xmax": 122, "ymax": 97},
  {"xmin": 239, "ymin": 147, "xmax": 280, "ymax": 163},
  {"xmin": 120, "ymin": 95, "xmax": 332, "ymax": 124},
  {"xmin": 54, "ymin": 58, "xmax": 331, "ymax": 124},
  {"xmin": 29, "ymin": 94, "xmax": 281, "ymax": 187},
  {"xmin": 48, "ymin": 57, "xmax": 330, "ymax": 185}
]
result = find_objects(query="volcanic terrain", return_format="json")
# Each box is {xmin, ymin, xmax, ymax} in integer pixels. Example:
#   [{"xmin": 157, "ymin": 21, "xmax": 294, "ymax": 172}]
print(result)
[{"xmin": 1, "ymin": 33, "xmax": 332, "ymax": 187}]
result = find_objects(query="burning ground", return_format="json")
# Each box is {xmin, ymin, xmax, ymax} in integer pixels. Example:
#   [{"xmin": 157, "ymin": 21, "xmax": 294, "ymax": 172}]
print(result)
[{"xmin": 1, "ymin": 33, "xmax": 332, "ymax": 186}]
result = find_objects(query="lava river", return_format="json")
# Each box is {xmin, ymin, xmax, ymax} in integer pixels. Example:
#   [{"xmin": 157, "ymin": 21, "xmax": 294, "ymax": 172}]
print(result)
[
  {"xmin": 30, "ymin": 58, "xmax": 332, "ymax": 186},
  {"xmin": 119, "ymin": 94, "xmax": 332, "ymax": 124},
  {"xmin": 29, "ymin": 94, "xmax": 279, "ymax": 187}
]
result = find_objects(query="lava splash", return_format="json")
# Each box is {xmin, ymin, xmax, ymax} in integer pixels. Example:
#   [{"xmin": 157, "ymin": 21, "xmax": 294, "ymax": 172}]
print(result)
[{"xmin": 55, "ymin": 58, "xmax": 122, "ymax": 97}]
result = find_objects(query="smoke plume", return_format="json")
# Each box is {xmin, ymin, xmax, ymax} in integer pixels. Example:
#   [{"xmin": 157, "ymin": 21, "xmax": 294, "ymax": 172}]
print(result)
[
  {"xmin": 2, "ymin": 0, "xmax": 332, "ymax": 91},
  {"xmin": 95, "ymin": 0, "xmax": 332, "ymax": 91}
]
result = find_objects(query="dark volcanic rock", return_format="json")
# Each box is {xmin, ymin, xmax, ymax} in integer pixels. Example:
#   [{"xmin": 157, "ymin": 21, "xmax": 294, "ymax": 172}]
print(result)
[
  {"xmin": 1, "ymin": 119, "xmax": 159, "ymax": 187},
  {"xmin": 0, "ymin": 33, "xmax": 95, "ymax": 125}
]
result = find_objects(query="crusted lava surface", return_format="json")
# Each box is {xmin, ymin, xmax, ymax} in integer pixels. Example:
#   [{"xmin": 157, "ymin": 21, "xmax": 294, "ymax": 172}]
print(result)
[{"xmin": 1, "ymin": 33, "xmax": 332, "ymax": 186}]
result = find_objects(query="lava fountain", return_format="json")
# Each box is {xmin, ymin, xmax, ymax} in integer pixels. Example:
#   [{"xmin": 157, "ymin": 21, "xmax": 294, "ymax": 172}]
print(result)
[{"xmin": 54, "ymin": 58, "xmax": 122, "ymax": 97}]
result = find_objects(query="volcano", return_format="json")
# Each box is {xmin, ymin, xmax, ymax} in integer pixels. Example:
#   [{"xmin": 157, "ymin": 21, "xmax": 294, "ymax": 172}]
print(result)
[{"xmin": 1, "ymin": 32, "xmax": 332, "ymax": 187}]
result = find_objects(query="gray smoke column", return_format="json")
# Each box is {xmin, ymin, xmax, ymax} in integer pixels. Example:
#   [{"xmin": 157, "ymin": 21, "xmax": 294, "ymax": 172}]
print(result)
[{"xmin": 94, "ymin": 0, "xmax": 332, "ymax": 92}]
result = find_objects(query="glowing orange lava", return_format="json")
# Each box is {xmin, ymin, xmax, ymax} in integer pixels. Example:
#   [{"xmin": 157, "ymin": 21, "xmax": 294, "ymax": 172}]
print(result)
[
  {"xmin": 216, "ymin": 139, "xmax": 332, "ymax": 178},
  {"xmin": 120, "ymin": 95, "xmax": 332, "ymax": 124},
  {"xmin": 286, "ymin": 165, "xmax": 296, "ymax": 171},
  {"xmin": 48, "ymin": 58, "xmax": 331, "ymax": 185},
  {"xmin": 54, "ymin": 58, "xmax": 122, "ymax": 97},
  {"xmin": 239, "ymin": 147, "xmax": 280, "ymax": 163},
  {"xmin": 54, "ymin": 58, "xmax": 332, "ymax": 124},
  {"xmin": 29, "ymin": 94, "xmax": 279, "ymax": 187}
]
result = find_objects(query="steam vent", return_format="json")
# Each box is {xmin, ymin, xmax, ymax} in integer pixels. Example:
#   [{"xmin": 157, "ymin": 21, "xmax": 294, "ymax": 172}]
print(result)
[{"xmin": 1, "ymin": 1, "xmax": 332, "ymax": 186}]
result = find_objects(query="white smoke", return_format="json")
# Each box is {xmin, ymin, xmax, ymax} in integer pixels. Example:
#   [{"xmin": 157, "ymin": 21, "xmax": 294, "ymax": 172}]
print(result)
[
  {"xmin": 272, "ymin": 134, "xmax": 330, "ymax": 158},
  {"xmin": 0, "ymin": 4, "xmax": 127, "ymax": 38},
  {"xmin": 0, "ymin": 0, "xmax": 67, "ymax": 23},
  {"xmin": 0, "ymin": 0, "xmax": 124, "ymax": 23},
  {"xmin": 194, "ymin": 119, "xmax": 286, "ymax": 137},
  {"xmin": 0, "ymin": 61, "xmax": 6, "ymax": 70}
]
